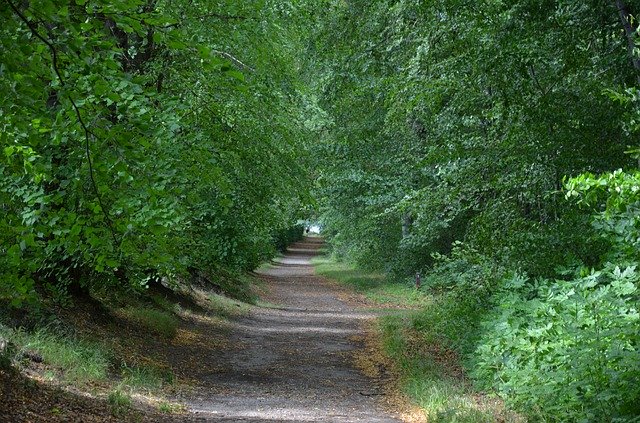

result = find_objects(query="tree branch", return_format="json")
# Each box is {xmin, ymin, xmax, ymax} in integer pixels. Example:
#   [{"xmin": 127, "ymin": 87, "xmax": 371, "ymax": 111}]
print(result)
[
  {"xmin": 212, "ymin": 49, "xmax": 254, "ymax": 72},
  {"xmin": 160, "ymin": 13, "xmax": 249, "ymax": 28},
  {"xmin": 613, "ymin": 0, "xmax": 640, "ymax": 84}
]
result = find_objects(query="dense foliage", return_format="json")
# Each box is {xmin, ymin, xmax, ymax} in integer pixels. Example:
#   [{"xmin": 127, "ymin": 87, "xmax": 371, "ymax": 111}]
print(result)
[
  {"xmin": 306, "ymin": 0, "xmax": 640, "ymax": 420},
  {"xmin": 309, "ymin": 0, "xmax": 637, "ymax": 276},
  {"xmin": 4, "ymin": 0, "xmax": 640, "ymax": 420},
  {"xmin": 1, "ymin": 0, "xmax": 313, "ymax": 306}
]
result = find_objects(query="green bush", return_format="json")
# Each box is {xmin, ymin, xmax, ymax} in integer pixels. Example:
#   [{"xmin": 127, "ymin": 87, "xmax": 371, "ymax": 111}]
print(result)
[
  {"xmin": 472, "ymin": 268, "xmax": 640, "ymax": 421},
  {"xmin": 395, "ymin": 243, "xmax": 640, "ymax": 421},
  {"xmin": 273, "ymin": 224, "xmax": 305, "ymax": 252},
  {"xmin": 406, "ymin": 246, "xmax": 504, "ymax": 356}
]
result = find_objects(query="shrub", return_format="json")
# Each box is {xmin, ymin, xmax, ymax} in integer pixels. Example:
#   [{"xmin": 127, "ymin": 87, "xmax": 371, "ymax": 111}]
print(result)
[
  {"xmin": 471, "ymin": 268, "xmax": 640, "ymax": 421},
  {"xmin": 408, "ymin": 245, "xmax": 504, "ymax": 356},
  {"xmin": 273, "ymin": 224, "xmax": 305, "ymax": 252}
]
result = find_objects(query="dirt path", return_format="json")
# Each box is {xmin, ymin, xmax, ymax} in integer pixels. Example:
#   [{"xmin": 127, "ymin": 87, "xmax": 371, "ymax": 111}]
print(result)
[{"xmin": 180, "ymin": 238, "xmax": 402, "ymax": 422}]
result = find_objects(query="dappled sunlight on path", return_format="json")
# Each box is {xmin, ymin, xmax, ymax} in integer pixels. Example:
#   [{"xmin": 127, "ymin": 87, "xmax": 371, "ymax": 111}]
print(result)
[{"xmin": 178, "ymin": 237, "xmax": 401, "ymax": 422}]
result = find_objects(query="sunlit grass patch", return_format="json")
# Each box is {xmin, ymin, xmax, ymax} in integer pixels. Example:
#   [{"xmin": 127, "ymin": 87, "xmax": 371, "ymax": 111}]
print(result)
[
  {"xmin": 404, "ymin": 370, "xmax": 495, "ymax": 423},
  {"xmin": 379, "ymin": 314, "xmax": 513, "ymax": 423},
  {"xmin": 313, "ymin": 257, "xmax": 429, "ymax": 307},
  {"xmin": 0, "ymin": 324, "xmax": 110, "ymax": 384},
  {"xmin": 119, "ymin": 307, "xmax": 179, "ymax": 339},
  {"xmin": 206, "ymin": 293, "xmax": 250, "ymax": 318}
]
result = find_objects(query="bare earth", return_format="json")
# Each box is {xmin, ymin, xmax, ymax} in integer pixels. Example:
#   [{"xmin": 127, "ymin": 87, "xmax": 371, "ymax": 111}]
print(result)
[{"xmin": 178, "ymin": 237, "xmax": 402, "ymax": 422}]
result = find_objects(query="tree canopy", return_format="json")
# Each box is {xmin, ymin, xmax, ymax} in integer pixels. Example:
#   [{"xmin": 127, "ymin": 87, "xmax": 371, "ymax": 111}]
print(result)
[{"xmin": 1, "ymin": 0, "xmax": 313, "ymax": 304}]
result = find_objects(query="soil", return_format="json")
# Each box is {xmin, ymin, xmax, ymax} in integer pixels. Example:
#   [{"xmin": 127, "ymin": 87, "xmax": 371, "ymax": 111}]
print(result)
[{"xmin": 170, "ymin": 237, "xmax": 403, "ymax": 422}]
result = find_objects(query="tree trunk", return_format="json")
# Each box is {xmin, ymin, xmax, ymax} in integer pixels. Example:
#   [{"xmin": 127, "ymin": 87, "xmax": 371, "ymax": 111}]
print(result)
[
  {"xmin": 402, "ymin": 213, "xmax": 413, "ymax": 238},
  {"xmin": 614, "ymin": 0, "xmax": 640, "ymax": 84}
]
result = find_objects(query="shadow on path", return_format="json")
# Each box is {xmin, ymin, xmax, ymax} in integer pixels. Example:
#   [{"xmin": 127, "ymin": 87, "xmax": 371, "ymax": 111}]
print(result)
[{"xmin": 180, "ymin": 237, "xmax": 402, "ymax": 422}]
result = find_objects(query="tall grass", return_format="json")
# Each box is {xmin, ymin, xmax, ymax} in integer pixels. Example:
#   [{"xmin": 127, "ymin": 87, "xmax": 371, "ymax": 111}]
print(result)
[
  {"xmin": 108, "ymin": 389, "xmax": 132, "ymax": 417},
  {"xmin": 121, "ymin": 363, "xmax": 174, "ymax": 390},
  {"xmin": 0, "ymin": 324, "xmax": 110, "ymax": 383}
]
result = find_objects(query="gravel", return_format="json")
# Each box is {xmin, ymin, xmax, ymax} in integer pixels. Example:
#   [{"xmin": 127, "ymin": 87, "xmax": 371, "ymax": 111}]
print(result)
[{"xmin": 179, "ymin": 238, "xmax": 402, "ymax": 423}]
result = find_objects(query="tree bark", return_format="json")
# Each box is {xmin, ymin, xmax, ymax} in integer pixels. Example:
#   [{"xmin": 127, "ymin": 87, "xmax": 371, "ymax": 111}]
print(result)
[{"xmin": 402, "ymin": 213, "xmax": 413, "ymax": 238}]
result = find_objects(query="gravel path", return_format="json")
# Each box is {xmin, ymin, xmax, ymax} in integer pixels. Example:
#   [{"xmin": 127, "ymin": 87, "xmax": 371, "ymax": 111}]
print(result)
[{"xmin": 184, "ymin": 237, "xmax": 402, "ymax": 422}]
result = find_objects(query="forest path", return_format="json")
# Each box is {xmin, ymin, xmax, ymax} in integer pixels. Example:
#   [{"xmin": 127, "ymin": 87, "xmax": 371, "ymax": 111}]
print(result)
[{"xmin": 180, "ymin": 237, "xmax": 402, "ymax": 422}]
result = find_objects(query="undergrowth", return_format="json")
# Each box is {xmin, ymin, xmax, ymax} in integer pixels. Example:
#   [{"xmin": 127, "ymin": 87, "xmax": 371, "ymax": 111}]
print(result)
[
  {"xmin": 121, "ymin": 362, "xmax": 174, "ymax": 390},
  {"xmin": 119, "ymin": 306, "xmax": 179, "ymax": 339},
  {"xmin": 378, "ymin": 246, "xmax": 640, "ymax": 422},
  {"xmin": 472, "ymin": 268, "xmax": 640, "ymax": 421},
  {"xmin": 380, "ymin": 314, "xmax": 503, "ymax": 422}
]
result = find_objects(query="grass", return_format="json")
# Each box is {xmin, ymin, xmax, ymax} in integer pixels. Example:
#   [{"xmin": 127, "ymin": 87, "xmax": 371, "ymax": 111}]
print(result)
[
  {"xmin": 121, "ymin": 363, "xmax": 174, "ymax": 390},
  {"xmin": 0, "ymin": 324, "xmax": 110, "ymax": 383},
  {"xmin": 211, "ymin": 272, "xmax": 257, "ymax": 304},
  {"xmin": 150, "ymin": 295, "xmax": 179, "ymax": 314},
  {"xmin": 207, "ymin": 293, "xmax": 250, "ymax": 318},
  {"xmin": 312, "ymin": 257, "xmax": 430, "ymax": 307},
  {"xmin": 380, "ymin": 314, "xmax": 502, "ymax": 422},
  {"xmin": 120, "ymin": 306, "xmax": 179, "ymax": 339},
  {"xmin": 158, "ymin": 401, "xmax": 185, "ymax": 414},
  {"xmin": 108, "ymin": 389, "xmax": 132, "ymax": 417}
]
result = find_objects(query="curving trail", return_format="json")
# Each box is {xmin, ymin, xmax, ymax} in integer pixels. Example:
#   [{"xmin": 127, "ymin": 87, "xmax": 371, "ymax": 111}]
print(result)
[{"xmin": 184, "ymin": 237, "xmax": 401, "ymax": 422}]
